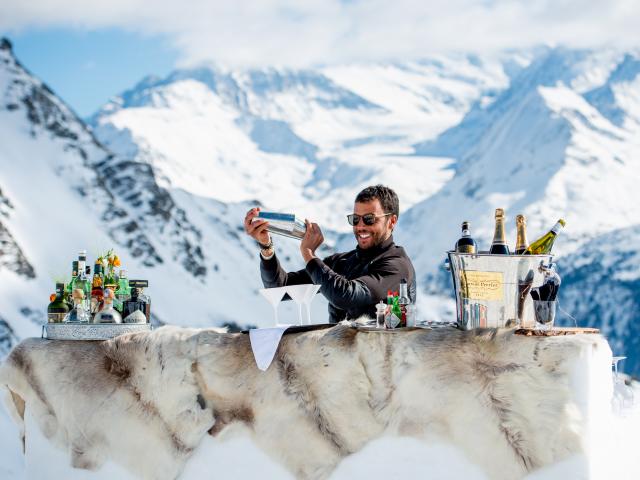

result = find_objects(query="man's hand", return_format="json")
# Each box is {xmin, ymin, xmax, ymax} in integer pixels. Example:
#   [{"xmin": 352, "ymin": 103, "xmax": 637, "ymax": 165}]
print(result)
[
  {"xmin": 244, "ymin": 207, "xmax": 271, "ymax": 246},
  {"xmin": 301, "ymin": 219, "xmax": 324, "ymax": 263}
]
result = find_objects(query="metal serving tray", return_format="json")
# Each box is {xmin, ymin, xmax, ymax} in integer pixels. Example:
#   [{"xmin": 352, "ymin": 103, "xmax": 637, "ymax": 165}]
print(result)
[{"xmin": 43, "ymin": 323, "xmax": 151, "ymax": 340}]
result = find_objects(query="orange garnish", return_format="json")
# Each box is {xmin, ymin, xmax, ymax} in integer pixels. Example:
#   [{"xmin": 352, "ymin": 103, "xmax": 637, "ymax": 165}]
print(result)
[{"xmin": 49, "ymin": 294, "xmax": 56, "ymax": 302}]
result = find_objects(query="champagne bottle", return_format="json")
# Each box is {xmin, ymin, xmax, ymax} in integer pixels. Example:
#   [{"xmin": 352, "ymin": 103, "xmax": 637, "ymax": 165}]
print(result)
[
  {"xmin": 490, "ymin": 208, "xmax": 510, "ymax": 255},
  {"xmin": 455, "ymin": 221, "xmax": 477, "ymax": 254},
  {"xmin": 524, "ymin": 219, "xmax": 566, "ymax": 255},
  {"xmin": 514, "ymin": 214, "xmax": 529, "ymax": 255}
]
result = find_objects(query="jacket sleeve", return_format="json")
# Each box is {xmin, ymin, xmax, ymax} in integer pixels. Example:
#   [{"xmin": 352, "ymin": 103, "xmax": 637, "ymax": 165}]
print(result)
[
  {"xmin": 354, "ymin": 256, "xmax": 413, "ymax": 303},
  {"xmin": 305, "ymin": 254, "xmax": 412, "ymax": 310},
  {"xmin": 260, "ymin": 253, "xmax": 312, "ymax": 288},
  {"xmin": 304, "ymin": 257, "xmax": 374, "ymax": 310}
]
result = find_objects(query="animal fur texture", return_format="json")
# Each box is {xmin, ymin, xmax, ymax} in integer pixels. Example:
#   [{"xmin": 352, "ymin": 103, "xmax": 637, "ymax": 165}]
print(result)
[{"xmin": 0, "ymin": 324, "xmax": 611, "ymax": 479}]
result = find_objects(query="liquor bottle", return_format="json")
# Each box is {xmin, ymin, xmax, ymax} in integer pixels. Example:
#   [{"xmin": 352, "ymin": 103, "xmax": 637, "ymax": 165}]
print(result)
[
  {"xmin": 115, "ymin": 269, "xmax": 131, "ymax": 312},
  {"xmin": 514, "ymin": 214, "xmax": 529, "ymax": 255},
  {"xmin": 489, "ymin": 208, "xmax": 510, "ymax": 255},
  {"xmin": 398, "ymin": 279, "xmax": 410, "ymax": 327},
  {"xmin": 524, "ymin": 219, "xmax": 566, "ymax": 255},
  {"xmin": 77, "ymin": 251, "xmax": 92, "ymax": 311},
  {"xmin": 64, "ymin": 261, "xmax": 79, "ymax": 308},
  {"xmin": 122, "ymin": 287, "xmax": 148, "ymax": 323},
  {"xmin": 47, "ymin": 283, "xmax": 69, "ymax": 323},
  {"xmin": 455, "ymin": 221, "xmax": 477, "ymax": 254},
  {"xmin": 91, "ymin": 262, "xmax": 104, "ymax": 314},
  {"xmin": 104, "ymin": 266, "xmax": 118, "ymax": 293},
  {"xmin": 93, "ymin": 288, "xmax": 122, "ymax": 324},
  {"xmin": 384, "ymin": 290, "xmax": 399, "ymax": 329},
  {"xmin": 128, "ymin": 279, "xmax": 151, "ymax": 322},
  {"xmin": 64, "ymin": 289, "xmax": 90, "ymax": 323}
]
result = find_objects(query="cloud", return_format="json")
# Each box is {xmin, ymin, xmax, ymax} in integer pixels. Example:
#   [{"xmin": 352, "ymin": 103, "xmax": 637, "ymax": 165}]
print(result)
[{"xmin": 2, "ymin": 0, "xmax": 640, "ymax": 67}]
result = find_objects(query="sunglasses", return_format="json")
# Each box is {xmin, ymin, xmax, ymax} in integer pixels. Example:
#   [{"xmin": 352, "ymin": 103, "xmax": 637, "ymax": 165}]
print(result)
[{"xmin": 347, "ymin": 213, "xmax": 392, "ymax": 226}]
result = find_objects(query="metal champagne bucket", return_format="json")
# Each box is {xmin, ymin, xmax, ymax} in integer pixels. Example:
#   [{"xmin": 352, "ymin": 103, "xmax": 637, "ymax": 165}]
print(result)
[{"xmin": 446, "ymin": 251, "xmax": 553, "ymax": 329}]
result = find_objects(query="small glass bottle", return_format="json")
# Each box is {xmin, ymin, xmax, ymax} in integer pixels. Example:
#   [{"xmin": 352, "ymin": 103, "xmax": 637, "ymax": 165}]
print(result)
[
  {"xmin": 122, "ymin": 288, "xmax": 147, "ymax": 323},
  {"xmin": 398, "ymin": 279, "xmax": 410, "ymax": 327},
  {"xmin": 375, "ymin": 301, "xmax": 386, "ymax": 329},
  {"xmin": 64, "ymin": 289, "xmax": 91, "ymax": 323},
  {"xmin": 47, "ymin": 283, "xmax": 69, "ymax": 323},
  {"xmin": 115, "ymin": 269, "xmax": 131, "ymax": 312},
  {"xmin": 127, "ymin": 279, "xmax": 150, "ymax": 323},
  {"xmin": 64, "ymin": 261, "xmax": 79, "ymax": 309},
  {"xmin": 91, "ymin": 263, "xmax": 104, "ymax": 314},
  {"xmin": 93, "ymin": 288, "xmax": 122, "ymax": 324}
]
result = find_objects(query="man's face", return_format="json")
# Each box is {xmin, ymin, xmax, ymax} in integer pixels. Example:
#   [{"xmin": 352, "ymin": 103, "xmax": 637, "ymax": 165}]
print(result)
[{"xmin": 352, "ymin": 199, "xmax": 397, "ymax": 250}]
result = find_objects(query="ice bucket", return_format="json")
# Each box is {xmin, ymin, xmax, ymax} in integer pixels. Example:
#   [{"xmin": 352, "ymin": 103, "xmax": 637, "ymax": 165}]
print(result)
[{"xmin": 446, "ymin": 251, "xmax": 553, "ymax": 329}]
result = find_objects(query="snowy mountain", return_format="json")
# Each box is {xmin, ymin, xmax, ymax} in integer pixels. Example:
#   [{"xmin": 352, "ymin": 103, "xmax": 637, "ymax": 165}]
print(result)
[
  {"xmin": 0, "ymin": 38, "xmax": 316, "ymax": 360},
  {"xmin": 90, "ymin": 55, "xmax": 518, "ymax": 231},
  {"xmin": 2, "ymin": 37, "xmax": 639, "ymax": 377},
  {"xmin": 398, "ymin": 46, "xmax": 640, "ymax": 373}
]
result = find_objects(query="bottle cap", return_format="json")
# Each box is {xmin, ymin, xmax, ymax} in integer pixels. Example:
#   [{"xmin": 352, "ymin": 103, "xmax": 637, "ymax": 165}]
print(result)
[{"xmin": 495, "ymin": 208, "xmax": 505, "ymax": 217}]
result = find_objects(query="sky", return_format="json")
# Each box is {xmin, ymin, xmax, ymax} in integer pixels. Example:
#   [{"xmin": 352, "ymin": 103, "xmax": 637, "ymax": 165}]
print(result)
[{"xmin": 1, "ymin": 0, "xmax": 640, "ymax": 116}]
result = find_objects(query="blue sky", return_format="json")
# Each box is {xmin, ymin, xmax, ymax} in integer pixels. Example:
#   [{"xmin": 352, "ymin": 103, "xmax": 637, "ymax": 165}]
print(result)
[{"xmin": 7, "ymin": 29, "xmax": 179, "ymax": 117}]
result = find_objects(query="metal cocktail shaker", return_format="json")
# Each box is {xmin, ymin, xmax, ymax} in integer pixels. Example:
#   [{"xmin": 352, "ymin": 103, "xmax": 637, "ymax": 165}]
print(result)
[{"xmin": 255, "ymin": 212, "xmax": 307, "ymax": 240}]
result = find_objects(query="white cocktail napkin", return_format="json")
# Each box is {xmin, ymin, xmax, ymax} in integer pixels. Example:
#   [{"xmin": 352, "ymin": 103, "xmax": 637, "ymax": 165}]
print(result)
[{"xmin": 249, "ymin": 326, "xmax": 290, "ymax": 371}]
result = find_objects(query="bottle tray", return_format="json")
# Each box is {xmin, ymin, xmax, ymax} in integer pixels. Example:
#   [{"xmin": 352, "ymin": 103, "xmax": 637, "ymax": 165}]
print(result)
[{"xmin": 43, "ymin": 323, "xmax": 152, "ymax": 340}]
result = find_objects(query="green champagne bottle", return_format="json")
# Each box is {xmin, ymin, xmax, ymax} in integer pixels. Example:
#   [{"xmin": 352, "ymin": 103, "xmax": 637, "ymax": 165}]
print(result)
[
  {"xmin": 490, "ymin": 208, "xmax": 510, "ymax": 255},
  {"xmin": 524, "ymin": 219, "xmax": 566, "ymax": 255}
]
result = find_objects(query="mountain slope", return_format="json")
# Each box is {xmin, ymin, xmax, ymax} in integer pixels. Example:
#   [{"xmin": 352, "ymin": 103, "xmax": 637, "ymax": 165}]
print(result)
[
  {"xmin": 397, "ymin": 46, "xmax": 640, "ymax": 374},
  {"xmin": 90, "ymin": 56, "xmax": 517, "ymax": 232},
  {"xmin": 0, "ymin": 38, "xmax": 318, "ymax": 355}
]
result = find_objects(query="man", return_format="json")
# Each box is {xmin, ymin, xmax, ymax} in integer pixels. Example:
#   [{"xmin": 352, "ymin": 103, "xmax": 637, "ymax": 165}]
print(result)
[{"xmin": 244, "ymin": 185, "xmax": 416, "ymax": 323}]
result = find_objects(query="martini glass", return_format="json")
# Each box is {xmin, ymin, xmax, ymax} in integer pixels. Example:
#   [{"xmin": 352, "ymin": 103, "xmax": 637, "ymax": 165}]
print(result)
[
  {"xmin": 285, "ymin": 285, "xmax": 309, "ymax": 326},
  {"xmin": 302, "ymin": 284, "xmax": 321, "ymax": 325},
  {"xmin": 259, "ymin": 287, "xmax": 288, "ymax": 327}
]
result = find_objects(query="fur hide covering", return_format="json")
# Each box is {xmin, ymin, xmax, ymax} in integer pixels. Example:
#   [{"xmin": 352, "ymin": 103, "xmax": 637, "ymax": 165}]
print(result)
[{"xmin": 0, "ymin": 324, "xmax": 611, "ymax": 479}]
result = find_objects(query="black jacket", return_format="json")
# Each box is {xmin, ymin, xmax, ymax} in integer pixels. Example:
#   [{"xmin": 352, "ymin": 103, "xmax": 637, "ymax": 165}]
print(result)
[{"xmin": 260, "ymin": 236, "xmax": 416, "ymax": 323}]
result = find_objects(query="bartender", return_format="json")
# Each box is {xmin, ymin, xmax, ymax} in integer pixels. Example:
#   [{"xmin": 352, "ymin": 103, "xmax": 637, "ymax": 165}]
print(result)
[{"xmin": 243, "ymin": 185, "xmax": 416, "ymax": 323}]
